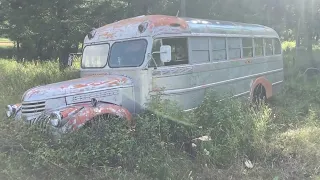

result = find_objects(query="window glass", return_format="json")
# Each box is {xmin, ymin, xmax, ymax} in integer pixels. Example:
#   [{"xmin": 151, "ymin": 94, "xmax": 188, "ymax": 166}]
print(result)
[
  {"xmin": 228, "ymin": 38, "xmax": 241, "ymax": 49},
  {"xmin": 109, "ymin": 39, "xmax": 147, "ymax": 68},
  {"xmin": 212, "ymin": 37, "xmax": 226, "ymax": 50},
  {"xmin": 82, "ymin": 44, "xmax": 109, "ymax": 68},
  {"xmin": 243, "ymin": 48, "xmax": 253, "ymax": 58},
  {"xmin": 228, "ymin": 38, "xmax": 241, "ymax": 59},
  {"xmin": 265, "ymin": 38, "xmax": 273, "ymax": 56},
  {"xmin": 149, "ymin": 39, "xmax": 162, "ymax": 67},
  {"xmin": 229, "ymin": 49, "xmax": 241, "ymax": 59},
  {"xmin": 242, "ymin": 38, "xmax": 252, "ymax": 48},
  {"xmin": 254, "ymin": 38, "xmax": 264, "ymax": 56},
  {"xmin": 274, "ymin": 38, "xmax": 282, "ymax": 55},
  {"xmin": 189, "ymin": 37, "xmax": 209, "ymax": 63},
  {"xmin": 212, "ymin": 37, "xmax": 226, "ymax": 61},
  {"xmin": 242, "ymin": 38, "xmax": 253, "ymax": 58},
  {"xmin": 162, "ymin": 38, "xmax": 189, "ymax": 66}
]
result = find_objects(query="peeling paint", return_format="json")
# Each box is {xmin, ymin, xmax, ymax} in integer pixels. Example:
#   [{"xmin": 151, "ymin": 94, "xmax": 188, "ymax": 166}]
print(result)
[
  {"xmin": 61, "ymin": 103, "xmax": 132, "ymax": 132},
  {"xmin": 87, "ymin": 15, "xmax": 190, "ymax": 42},
  {"xmin": 84, "ymin": 15, "xmax": 278, "ymax": 43},
  {"xmin": 23, "ymin": 75, "xmax": 132, "ymax": 102}
]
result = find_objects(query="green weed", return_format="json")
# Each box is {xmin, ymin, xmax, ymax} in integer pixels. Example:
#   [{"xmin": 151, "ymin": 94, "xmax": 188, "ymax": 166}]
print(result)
[{"xmin": 0, "ymin": 56, "xmax": 320, "ymax": 179}]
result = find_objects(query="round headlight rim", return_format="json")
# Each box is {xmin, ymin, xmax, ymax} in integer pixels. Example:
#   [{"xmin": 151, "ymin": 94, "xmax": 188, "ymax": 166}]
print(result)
[
  {"xmin": 6, "ymin": 105, "xmax": 15, "ymax": 118},
  {"xmin": 50, "ymin": 111, "xmax": 62, "ymax": 127}
]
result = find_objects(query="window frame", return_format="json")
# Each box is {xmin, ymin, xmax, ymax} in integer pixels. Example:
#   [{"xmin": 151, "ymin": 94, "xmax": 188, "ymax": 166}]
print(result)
[
  {"xmin": 264, "ymin": 38, "xmax": 274, "ymax": 56},
  {"xmin": 81, "ymin": 43, "xmax": 110, "ymax": 69},
  {"xmin": 242, "ymin": 37, "xmax": 253, "ymax": 58},
  {"xmin": 211, "ymin": 37, "xmax": 227, "ymax": 61},
  {"xmin": 254, "ymin": 38, "xmax": 264, "ymax": 57},
  {"xmin": 273, "ymin": 38, "xmax": 282, "ymax": 55},
  {"xmin": 108, "ymin": 39, "xmax": 148, "ymax": 68},
  {"xmin": 227, "ymin": 37, "xmax": 242, "ymax": 60},
  {"xmin": 162, "ymin": 37, "xmax": 190, "ymax": 66}
]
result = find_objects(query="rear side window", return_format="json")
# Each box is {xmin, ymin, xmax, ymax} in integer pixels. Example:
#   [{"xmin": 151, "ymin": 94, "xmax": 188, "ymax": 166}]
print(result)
[
  {"xmin": 228, "ymin": 38, "xmax": 241, "ymax": 59},
  {"xmin": 274, "ymin": 38, "xmax": 282, "ymax": 55},
  {"xmin": 264, "ymin": 38, "xmax": 273, "ymax": 56},
  {"xmin": 254, "ymin": 38, "xmax": 264, "ymax": 57},
  {"xmin": 212, "ymin": 37, "xmax": 227, "ymax": 61},
  {"xmin": 242, "ymin": 38, "xmax": 253, "ymax": 58}
]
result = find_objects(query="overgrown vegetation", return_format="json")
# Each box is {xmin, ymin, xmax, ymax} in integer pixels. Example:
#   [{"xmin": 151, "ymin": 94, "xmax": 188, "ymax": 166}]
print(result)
[
  {"xmin": 1, "ymin": 0, "xmax": 320, "ymax": 67},
  {"xmin": 1, "ymin": 52, "xmax": 320, "ymax": 179}
]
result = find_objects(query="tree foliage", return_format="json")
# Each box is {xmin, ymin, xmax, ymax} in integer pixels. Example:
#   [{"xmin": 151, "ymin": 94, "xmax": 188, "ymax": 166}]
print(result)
[{"xmin": 1, "ymin": 0, "xmax": 320, "ymax": 66}]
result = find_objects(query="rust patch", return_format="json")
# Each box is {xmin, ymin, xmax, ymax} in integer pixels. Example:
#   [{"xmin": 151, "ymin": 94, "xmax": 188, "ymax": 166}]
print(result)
[
  {"xmin": 98, "ymin": 15, "xmax": 189, "ymax": 39},
  {"xmin": 69, "ymin": 77, "xmax": 128, "ymax": 89},
  {"xmin": 250, "ymin": 76, "xmax": 273, "ymax": 99},
  {"xmin": 149, "ymin": 16, "xmax": 188, "ymax": 29},
  {"xmin": 60, "ymin": 103, "xmax": 132, "ymax": 131}
]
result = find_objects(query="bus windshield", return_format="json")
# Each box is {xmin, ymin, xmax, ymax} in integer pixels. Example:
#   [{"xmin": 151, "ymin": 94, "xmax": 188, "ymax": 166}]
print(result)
[
  {"xmin": 82, "ymin": 44, "xmax": 109, "ymax": 68},
  {"xmin": 108, "ymin": 39, "xmax": 147, "ymax": 68}
]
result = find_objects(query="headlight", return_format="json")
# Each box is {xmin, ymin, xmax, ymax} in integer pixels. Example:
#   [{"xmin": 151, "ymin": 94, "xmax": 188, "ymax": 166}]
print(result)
[
  {"xmin": 50, "ymin": 112, "xmax": 62, "ymax": 127},
  {"xmin": 6, "ymin": 105, "xmax": 15, "ymax": 118}
]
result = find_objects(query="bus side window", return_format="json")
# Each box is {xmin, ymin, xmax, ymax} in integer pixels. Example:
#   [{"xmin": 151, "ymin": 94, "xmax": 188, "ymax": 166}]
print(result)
[
  {"xmin": 265, "ymin": 38, "xmax": 273, "ymax": 56},
  {"xmin": 274, "ymin": 38, "xmax": 282, "ymax": 55},
  {"xmin": 212, "ymin": 37, "xmax": 227, "ymax": 61},
  {"xmin": 242, "ymin": 38, "xmax": 253, "ymax": 58},
  {"xmin": 162, "ymin": 38, "xmax": 189, "ymax": 66},
  {"xmin": 150, "ymin": 39, "xmax": 163, "ymax": 67},
  {"xmin": 228, "ymin": 37, "xmax": 241, "ymax": 60},
  {"xmin": 254, "ymin": 38, "xmax": 264, "ymax": 57}
]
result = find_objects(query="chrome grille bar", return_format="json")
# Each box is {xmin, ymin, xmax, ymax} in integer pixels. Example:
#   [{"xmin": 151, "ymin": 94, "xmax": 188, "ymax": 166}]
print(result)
[{"xmin": 22, "ymin": 101, "xmax": 46, "ymax": 114}]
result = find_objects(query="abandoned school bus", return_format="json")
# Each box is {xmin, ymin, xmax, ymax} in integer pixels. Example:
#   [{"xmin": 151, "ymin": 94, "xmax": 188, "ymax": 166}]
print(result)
[{"xmin": 5, "ymin": 15, "xmax": 283, "ymax": 134}]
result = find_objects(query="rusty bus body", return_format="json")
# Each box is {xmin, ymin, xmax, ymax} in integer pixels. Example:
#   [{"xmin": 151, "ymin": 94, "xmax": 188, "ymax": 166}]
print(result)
[{"xmin": 6, "ymin": 15, "xmax": 283, "ymax": 134}]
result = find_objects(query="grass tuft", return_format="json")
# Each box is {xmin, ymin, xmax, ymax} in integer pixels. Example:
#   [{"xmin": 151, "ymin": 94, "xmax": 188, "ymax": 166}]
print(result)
[{"xmin": 0, "ymin": 55, "xmax": 320, "ymax": 179}]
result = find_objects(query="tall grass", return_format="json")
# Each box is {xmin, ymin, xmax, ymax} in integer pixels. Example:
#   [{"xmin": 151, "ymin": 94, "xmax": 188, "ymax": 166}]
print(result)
[{"xmin": 1, "ymin": 57, "xmax": 320, "ymax": 179}]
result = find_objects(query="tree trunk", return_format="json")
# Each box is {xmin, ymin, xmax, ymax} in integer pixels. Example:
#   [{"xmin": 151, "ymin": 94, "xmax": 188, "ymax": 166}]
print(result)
[
  {"xmin": 16, "ymin": 40, "xmax": 20, "ymax": 61},
  {"xmin": 59, "ymin": 44, "xmax": 71, "ymax": 71},
  {"xmin": 180, "ymin": 0, "xmax": 186, "ymax": 17},
  {"xmin": 306, "ymin": 27, "xmax": 315, "ymax": 67},
  {"xmin": 296, "ymin": 18, "xmax": 301, "ymax": 48},
  {"xmin": 36, "ymin": 38, "xmax": 43, "ymax": 60},
  {"xmin": 304, "ymin": 0, "xmax": 316, "ymax": 67}
]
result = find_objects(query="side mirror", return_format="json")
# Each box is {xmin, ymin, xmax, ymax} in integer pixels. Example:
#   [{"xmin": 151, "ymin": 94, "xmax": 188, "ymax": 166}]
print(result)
[{"xmin": 160, "ymin": 45, "xmax": 172, "ymax": 63}]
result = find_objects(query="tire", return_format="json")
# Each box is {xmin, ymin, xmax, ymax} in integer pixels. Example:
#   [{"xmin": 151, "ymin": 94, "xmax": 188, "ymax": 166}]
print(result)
[{"xmin": 252, "ymin": 84, "xmax": 267, "ymax": 107}]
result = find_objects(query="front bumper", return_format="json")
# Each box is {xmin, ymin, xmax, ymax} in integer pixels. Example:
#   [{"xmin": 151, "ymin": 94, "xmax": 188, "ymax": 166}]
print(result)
[{"xmin": 7, "ymin": 102, "xmax": 133, "ymax": 136}]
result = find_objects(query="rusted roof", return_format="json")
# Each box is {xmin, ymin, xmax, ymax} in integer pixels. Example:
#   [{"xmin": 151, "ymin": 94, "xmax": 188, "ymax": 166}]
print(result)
[{"xmin": 84, "ymin": 15, "xmax": 279, "ymax": 43}]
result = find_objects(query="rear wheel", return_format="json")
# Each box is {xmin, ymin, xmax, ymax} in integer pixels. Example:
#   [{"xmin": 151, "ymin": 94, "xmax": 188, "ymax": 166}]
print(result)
[{"xmin": 252, "ymin": 84, "xmax": 267, "ymax": 107}]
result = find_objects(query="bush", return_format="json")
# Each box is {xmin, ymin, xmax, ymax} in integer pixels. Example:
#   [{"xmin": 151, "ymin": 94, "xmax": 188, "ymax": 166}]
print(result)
[
  {"xmin": 191, "ymin": 92, "xmax": 272, "ymax": 167},
  {"xmin": 282, "ymin": 41, "xmax": 296, "ymax": 52},
  {"xmin": 2, "ymin": 58, "xmax": 320, "ymax": 179}
]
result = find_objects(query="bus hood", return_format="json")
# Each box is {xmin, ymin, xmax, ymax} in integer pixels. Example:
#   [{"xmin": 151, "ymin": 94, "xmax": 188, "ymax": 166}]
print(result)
[{"xmin": 22, "ymin": 75, "xmax": 133, "ymax": 102}]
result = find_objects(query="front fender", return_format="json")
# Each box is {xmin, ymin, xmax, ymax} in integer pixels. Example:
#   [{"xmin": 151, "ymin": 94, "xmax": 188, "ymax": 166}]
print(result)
[{"xmin": 57, "ymin": 103, "xmax": 132, "ymax": 132}]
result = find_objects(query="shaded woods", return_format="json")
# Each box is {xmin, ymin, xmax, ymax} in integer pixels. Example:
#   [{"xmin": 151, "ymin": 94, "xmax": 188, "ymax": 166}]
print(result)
[{"xmin": 0, "ymin": 0, "xmax": 320, "ymax": 68}]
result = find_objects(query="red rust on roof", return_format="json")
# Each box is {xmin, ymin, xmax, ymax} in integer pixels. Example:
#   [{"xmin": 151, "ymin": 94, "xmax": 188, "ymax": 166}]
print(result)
[
  {"xmin": 148, "ymin": 15, "xmax": 188, "ymax": 29},
  {"xmin": 97, "ymin": 15, "xmax": 189, "ymax": 39}
]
